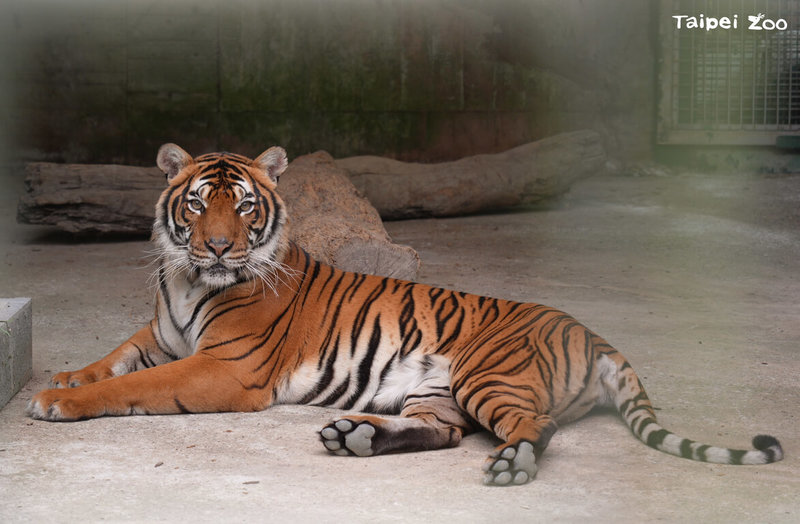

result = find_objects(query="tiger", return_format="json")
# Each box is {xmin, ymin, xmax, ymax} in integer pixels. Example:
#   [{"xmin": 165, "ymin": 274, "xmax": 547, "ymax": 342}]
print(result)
[{"xmin": 27, "ymin": 143, "xmax": 783, "ymax": 486}]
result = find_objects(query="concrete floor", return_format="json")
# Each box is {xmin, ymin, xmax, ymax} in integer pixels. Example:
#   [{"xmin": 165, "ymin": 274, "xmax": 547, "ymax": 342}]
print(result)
[{"xmin": 0, "ymin": 166, "xmax": 798, "ymax": 522}]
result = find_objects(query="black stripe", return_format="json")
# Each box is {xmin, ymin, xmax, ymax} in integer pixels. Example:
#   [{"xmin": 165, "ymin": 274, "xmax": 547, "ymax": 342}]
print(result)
[
  {"xmin": 342, "ymin": 315, "xmax": 383, "ymax": 410},
  {"xmin": 345, "ymin": 273, "xmax": 369, "ymax": 302},
  {"xmin": 300, "ymin": 335, "xmax": 341, "ymax": 405},
  {"xmin": 174, "ymin": 397, "xmax": 192, "ymax": 414},
  {"xmin": 256, "ymin": 191, "xmax": 284, "ymax": 248},
  {"xmin": 619, "ymin": 390, "xmax": 651, "ymax": 417},
  {"xmin": 299, "ymin": 261, "xmax": 323, "ymax": 309},
  {"xmin": 317, "ymin": 374, "xmax": 351, "ymax": 406},
  {"xmin": 428, "ymin": 287, "xmax": 444, "ymax": 308},
  {"xmin": 365, "ymin": 354, "xmax": 402, "ymax": 414},
  {"xmin": 728, "ymin": 449, "xmax": 746, "ymax": 464},
  {"xmin": 350, "ymin": 278, "xmax": 388, "ymax": 354},
  {"xmin": 133, "ymin": 344, "xmax": 157, "ymax": 368},
  {"xmin": 404, "ymin": 391, "xmax": 451, "ymax": 401},
  {"xmin": 182, "ymin": 289, "xmax": 221, "ymax": 334},
  {"xmin": 679, "ymin": 438, "xmax": 693, "ymax": 458},
  {"xmin": 196, "ymin": 298, "xmax": 260, "ymax": 338},
  {"xmin": 434, "ymin": 293, "xmax": 458, "ymax": 339},
  {"xmin": 200, "ymin": 332, "xmax": 255, "ymax": 352},
  {"xmin": 479, "ymin": 298, "xmax": 500, "ymax": 325}
]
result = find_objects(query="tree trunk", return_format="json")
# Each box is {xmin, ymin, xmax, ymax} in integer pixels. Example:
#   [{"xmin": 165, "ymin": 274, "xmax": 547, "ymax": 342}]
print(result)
[{"xmin": 335, "ymin": 129, "xmax": 605, "ymax": 219}]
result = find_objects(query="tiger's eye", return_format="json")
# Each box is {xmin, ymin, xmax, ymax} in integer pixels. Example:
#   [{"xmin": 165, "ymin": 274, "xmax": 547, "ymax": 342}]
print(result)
[
  {"xmin": 187, "ymin": 199, "xmax": 204, "ymax": 212},
  {"xmin": 239, "ymin": 201, "xmax": 254, "ymax": 214}
]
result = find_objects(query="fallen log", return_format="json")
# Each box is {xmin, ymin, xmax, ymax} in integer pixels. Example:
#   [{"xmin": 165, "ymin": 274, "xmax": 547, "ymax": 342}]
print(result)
[
  {"xmin": 17, "ymin": 163, "xmax": 164, "ymax": 235},
  {"xmin": 17, "ymin": 151, "xmax": 420, "ymax": 281},
  {"xmin": 335, "ymin": 129, "xmax": 605, "ymax": 219}
]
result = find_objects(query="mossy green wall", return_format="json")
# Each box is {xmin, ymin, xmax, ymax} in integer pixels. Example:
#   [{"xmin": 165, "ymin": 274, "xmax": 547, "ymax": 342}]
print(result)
[{"xmin": 1, "ymin": 0, "xmax": 656, "ymax": 165}]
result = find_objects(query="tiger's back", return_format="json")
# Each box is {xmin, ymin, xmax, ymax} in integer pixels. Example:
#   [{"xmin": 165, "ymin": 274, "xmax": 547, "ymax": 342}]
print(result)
[
  {"xmin": 221, "ymin": 243, "xmax": 608, "ymax": 422},
  {"xmin": 28, "ymin": 144, "xmax": 783, "ymax": 486}
]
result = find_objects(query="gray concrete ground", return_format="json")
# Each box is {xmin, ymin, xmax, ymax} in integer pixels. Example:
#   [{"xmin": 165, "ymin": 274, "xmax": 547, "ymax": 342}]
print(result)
[{"xmin": 1, "ymin": 167, "xmax": 798, "ymax": 522}]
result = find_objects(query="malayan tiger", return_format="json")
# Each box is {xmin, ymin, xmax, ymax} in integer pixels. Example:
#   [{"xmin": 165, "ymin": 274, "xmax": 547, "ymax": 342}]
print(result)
[{"xmin": 27, "ymin": 144, "xmax": 783, "ymax": 486}]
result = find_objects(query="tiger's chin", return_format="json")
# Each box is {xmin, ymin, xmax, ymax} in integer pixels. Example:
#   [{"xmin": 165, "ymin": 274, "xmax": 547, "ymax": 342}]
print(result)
[{"xmin": 198, "ymin": 263, "xmax": 240, "ymax": 289}]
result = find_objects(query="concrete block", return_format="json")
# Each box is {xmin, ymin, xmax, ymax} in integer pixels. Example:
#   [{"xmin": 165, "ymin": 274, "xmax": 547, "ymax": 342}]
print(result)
[{"xmin": 0, "ymin": 298, "xmax": 32, "ymax": 409}]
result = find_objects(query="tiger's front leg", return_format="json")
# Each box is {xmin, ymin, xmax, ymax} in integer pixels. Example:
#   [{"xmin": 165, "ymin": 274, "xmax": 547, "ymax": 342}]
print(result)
[
  {"xmin": 49, "ymin": 323, "xmax": 173, "ymax": 389},
  {"xmin": 27, "ymin": 353, "xmax": 268, "ymax": 421}
]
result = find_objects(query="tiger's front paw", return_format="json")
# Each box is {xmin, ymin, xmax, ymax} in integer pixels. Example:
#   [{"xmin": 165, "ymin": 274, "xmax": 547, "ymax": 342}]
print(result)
[
  {"xmin": 27, "ymin": 389, "xmax": 96, "ymax": 422},
  {"xmin": 50, "ymin": 368, "xmax": 111, "ymax": 389},
  {"xmin": 482, "ymin": 440, "xmax": 538, "ymax": 486},
  {"xmin": 319, "ymin": 419, "xmax": 377, "ymax": 457}
]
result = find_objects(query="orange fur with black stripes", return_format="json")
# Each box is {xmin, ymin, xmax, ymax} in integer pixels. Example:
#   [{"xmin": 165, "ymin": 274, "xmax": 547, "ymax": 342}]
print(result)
[{"xmin": 28, "ymin": 144, "xmax": 783, "ymax": 485}]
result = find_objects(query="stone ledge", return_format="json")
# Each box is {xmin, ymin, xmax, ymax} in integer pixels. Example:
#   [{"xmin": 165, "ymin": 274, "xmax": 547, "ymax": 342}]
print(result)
[{"xmin": 0, "ymin": 298, "xmax": 32, "ymax": 409}]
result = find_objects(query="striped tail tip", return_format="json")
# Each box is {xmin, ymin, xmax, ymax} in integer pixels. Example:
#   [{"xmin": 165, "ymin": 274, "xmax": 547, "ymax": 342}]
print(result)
[
  {"xmin": 638, "ymin": 420, "xmax": 783, "ymax": 465},
  {"xmin": 656, "ymin": 431, "xmax": 783, "ymax": 465},
  {"xmin": 750, "ymin": 434, "xmax": 783, "ymax": 464}
]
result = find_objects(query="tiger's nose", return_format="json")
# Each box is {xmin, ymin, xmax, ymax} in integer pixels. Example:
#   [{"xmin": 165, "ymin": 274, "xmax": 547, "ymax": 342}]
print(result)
[{"xmin": 206, "ymin": 236, "xmax": 232, "ymax": 257}]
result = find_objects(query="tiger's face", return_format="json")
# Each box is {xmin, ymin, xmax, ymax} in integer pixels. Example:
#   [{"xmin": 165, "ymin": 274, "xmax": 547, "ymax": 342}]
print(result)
[{"xmin": 153, "ymin": 143, "xmax": 289, "ymax": 289}]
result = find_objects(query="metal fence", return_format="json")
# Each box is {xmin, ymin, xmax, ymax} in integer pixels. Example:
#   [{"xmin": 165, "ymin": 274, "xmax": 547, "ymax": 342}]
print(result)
[{"xmin": 659, "ymin": 0, "xmax": 800, "ymax": 144}]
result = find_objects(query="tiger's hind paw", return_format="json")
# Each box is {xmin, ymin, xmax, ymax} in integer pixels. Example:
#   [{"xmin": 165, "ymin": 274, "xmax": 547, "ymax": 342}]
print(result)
[
  {"xmin": 319, "ymin": 419, "xmax": 376, "ymax": 457},
  {"xmin": 482, "ymin": 440, "xmax": 538, "ymax": 486}
]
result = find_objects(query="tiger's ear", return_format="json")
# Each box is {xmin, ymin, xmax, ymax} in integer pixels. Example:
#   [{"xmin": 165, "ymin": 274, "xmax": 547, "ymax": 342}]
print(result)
[
  {"xmin": 253, "ymin": 146, "xmax": 288, "ymax": 183},
  {"xmin": 157, "ymin": 143, "xmax": 194, "ymax": 182}
]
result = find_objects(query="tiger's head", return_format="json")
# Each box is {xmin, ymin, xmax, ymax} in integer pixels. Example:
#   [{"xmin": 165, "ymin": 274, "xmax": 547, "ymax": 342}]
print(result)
[{"xmin": 153, "ymin": 143, "xmax": 289, "ymax": 289}]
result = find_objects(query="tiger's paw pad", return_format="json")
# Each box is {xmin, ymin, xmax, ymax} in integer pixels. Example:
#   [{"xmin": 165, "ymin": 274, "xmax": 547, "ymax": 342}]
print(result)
[
  {"xmin": 482, "ymin": 441, "xmax": 538, "ymax": 486},
  {"xmin": 319, "ymin": 419, "xmax": 376, "ymax": 457}
]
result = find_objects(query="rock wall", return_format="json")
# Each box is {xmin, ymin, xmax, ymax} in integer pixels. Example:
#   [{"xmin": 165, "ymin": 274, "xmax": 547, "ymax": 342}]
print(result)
[{"xmin": 0, "ymin": 1, "xmax": 656, "ymax": 167}]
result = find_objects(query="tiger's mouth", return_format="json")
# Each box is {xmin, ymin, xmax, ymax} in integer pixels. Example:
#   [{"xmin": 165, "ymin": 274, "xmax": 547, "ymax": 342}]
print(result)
[
  {"xmin": 197, "ymin": 260, "xmax": 240, "ymax": 288},
  {"xmin": 207, "ymin": 262, "xmax": 229, "ymax": 274}
]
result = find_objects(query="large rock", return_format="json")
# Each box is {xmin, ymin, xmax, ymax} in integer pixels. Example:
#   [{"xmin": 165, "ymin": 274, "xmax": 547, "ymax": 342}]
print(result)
[
  {"xmin": 17, "ymin": 152, "xmax": 420, "ymax": 280},
  {"xmin": 278, "ymin": 151, "xmax": 419, "ymax": 280},
  {"xmin": 336, "ymin": 129, "xmax": 605, "ymax": 219}
]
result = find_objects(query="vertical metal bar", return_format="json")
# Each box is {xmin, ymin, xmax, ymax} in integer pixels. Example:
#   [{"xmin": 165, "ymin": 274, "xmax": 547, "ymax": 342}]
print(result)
[
  {"xmin": 786, "ymin": 0, "xmax": 791, "ymax": 125},
  {"xmin": 701, "ymin": 0, "xmax": 708, "ymax": 124},
  {"xmin": 689, "ymin": 0, "xmax": 697, "ymax": 124},
  {"xmin": 673, "ymin": 0, "xmax": 682, "ymax": 127},
  {"xmin": 766, "ymin": 0, "xmax": 771, "ymax": 125},
  {"xmin": 708, "ymin": 0, "xmax": 714, "ymax": 124},
  {"xmin": 790, "ymin": 0, "xmax": 797, "ymax": 125},
  {"xmin": 790, "ymin": 0, "xmax": 800, "ymax": 125},
  {"xmin": 751, "ymin": 0, "xmax": 758, "ymax": 127},
  {"xmin": 775, "ymin": 0, "xmax": 781, "ymax": 126},
  {"xmin": 777, "ymin": 0, "xmax": 782, "ymax": 126},
  {"xmin": 740, "ymin": 0, "xmax": 746, "ymax": 128},
  {"xmin": 709, "ymin": 0, "xmax": 722, "ymax": 127},
  {"xmin": 726, "ymin": 0, "xmax": 733, "ymax": 125}
]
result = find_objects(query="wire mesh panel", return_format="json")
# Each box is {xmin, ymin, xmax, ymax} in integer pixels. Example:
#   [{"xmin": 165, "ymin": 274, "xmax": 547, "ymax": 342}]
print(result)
[{"xmin": 659, "ymin": 0, "xmax": 800, "ymax": 144}]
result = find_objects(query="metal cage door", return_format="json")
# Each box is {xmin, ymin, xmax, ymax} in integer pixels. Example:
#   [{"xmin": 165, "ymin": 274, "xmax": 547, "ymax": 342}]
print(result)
[{"xmin": 659, "ymin": 0, "xmax": 800, "ymax": 145}]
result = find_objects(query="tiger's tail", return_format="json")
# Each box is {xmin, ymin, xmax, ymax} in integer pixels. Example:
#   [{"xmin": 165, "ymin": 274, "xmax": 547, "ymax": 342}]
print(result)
[{"xmin": 600, "ymin": 350, "xmax": 783, "ymax": 465}]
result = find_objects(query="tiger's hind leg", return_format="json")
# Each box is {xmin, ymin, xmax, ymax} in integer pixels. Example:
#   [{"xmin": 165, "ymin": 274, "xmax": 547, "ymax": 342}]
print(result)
[
  {"xmin": 452, "ymin": 365, "xmax": 561, "ymax": 485},
  {"xmin": 480, "ymin": 413, "xmax": 558, "ymax": 485},
  {"xmin": 320, "ymin": 355, "xmax": 475, "ymax": 457}
]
